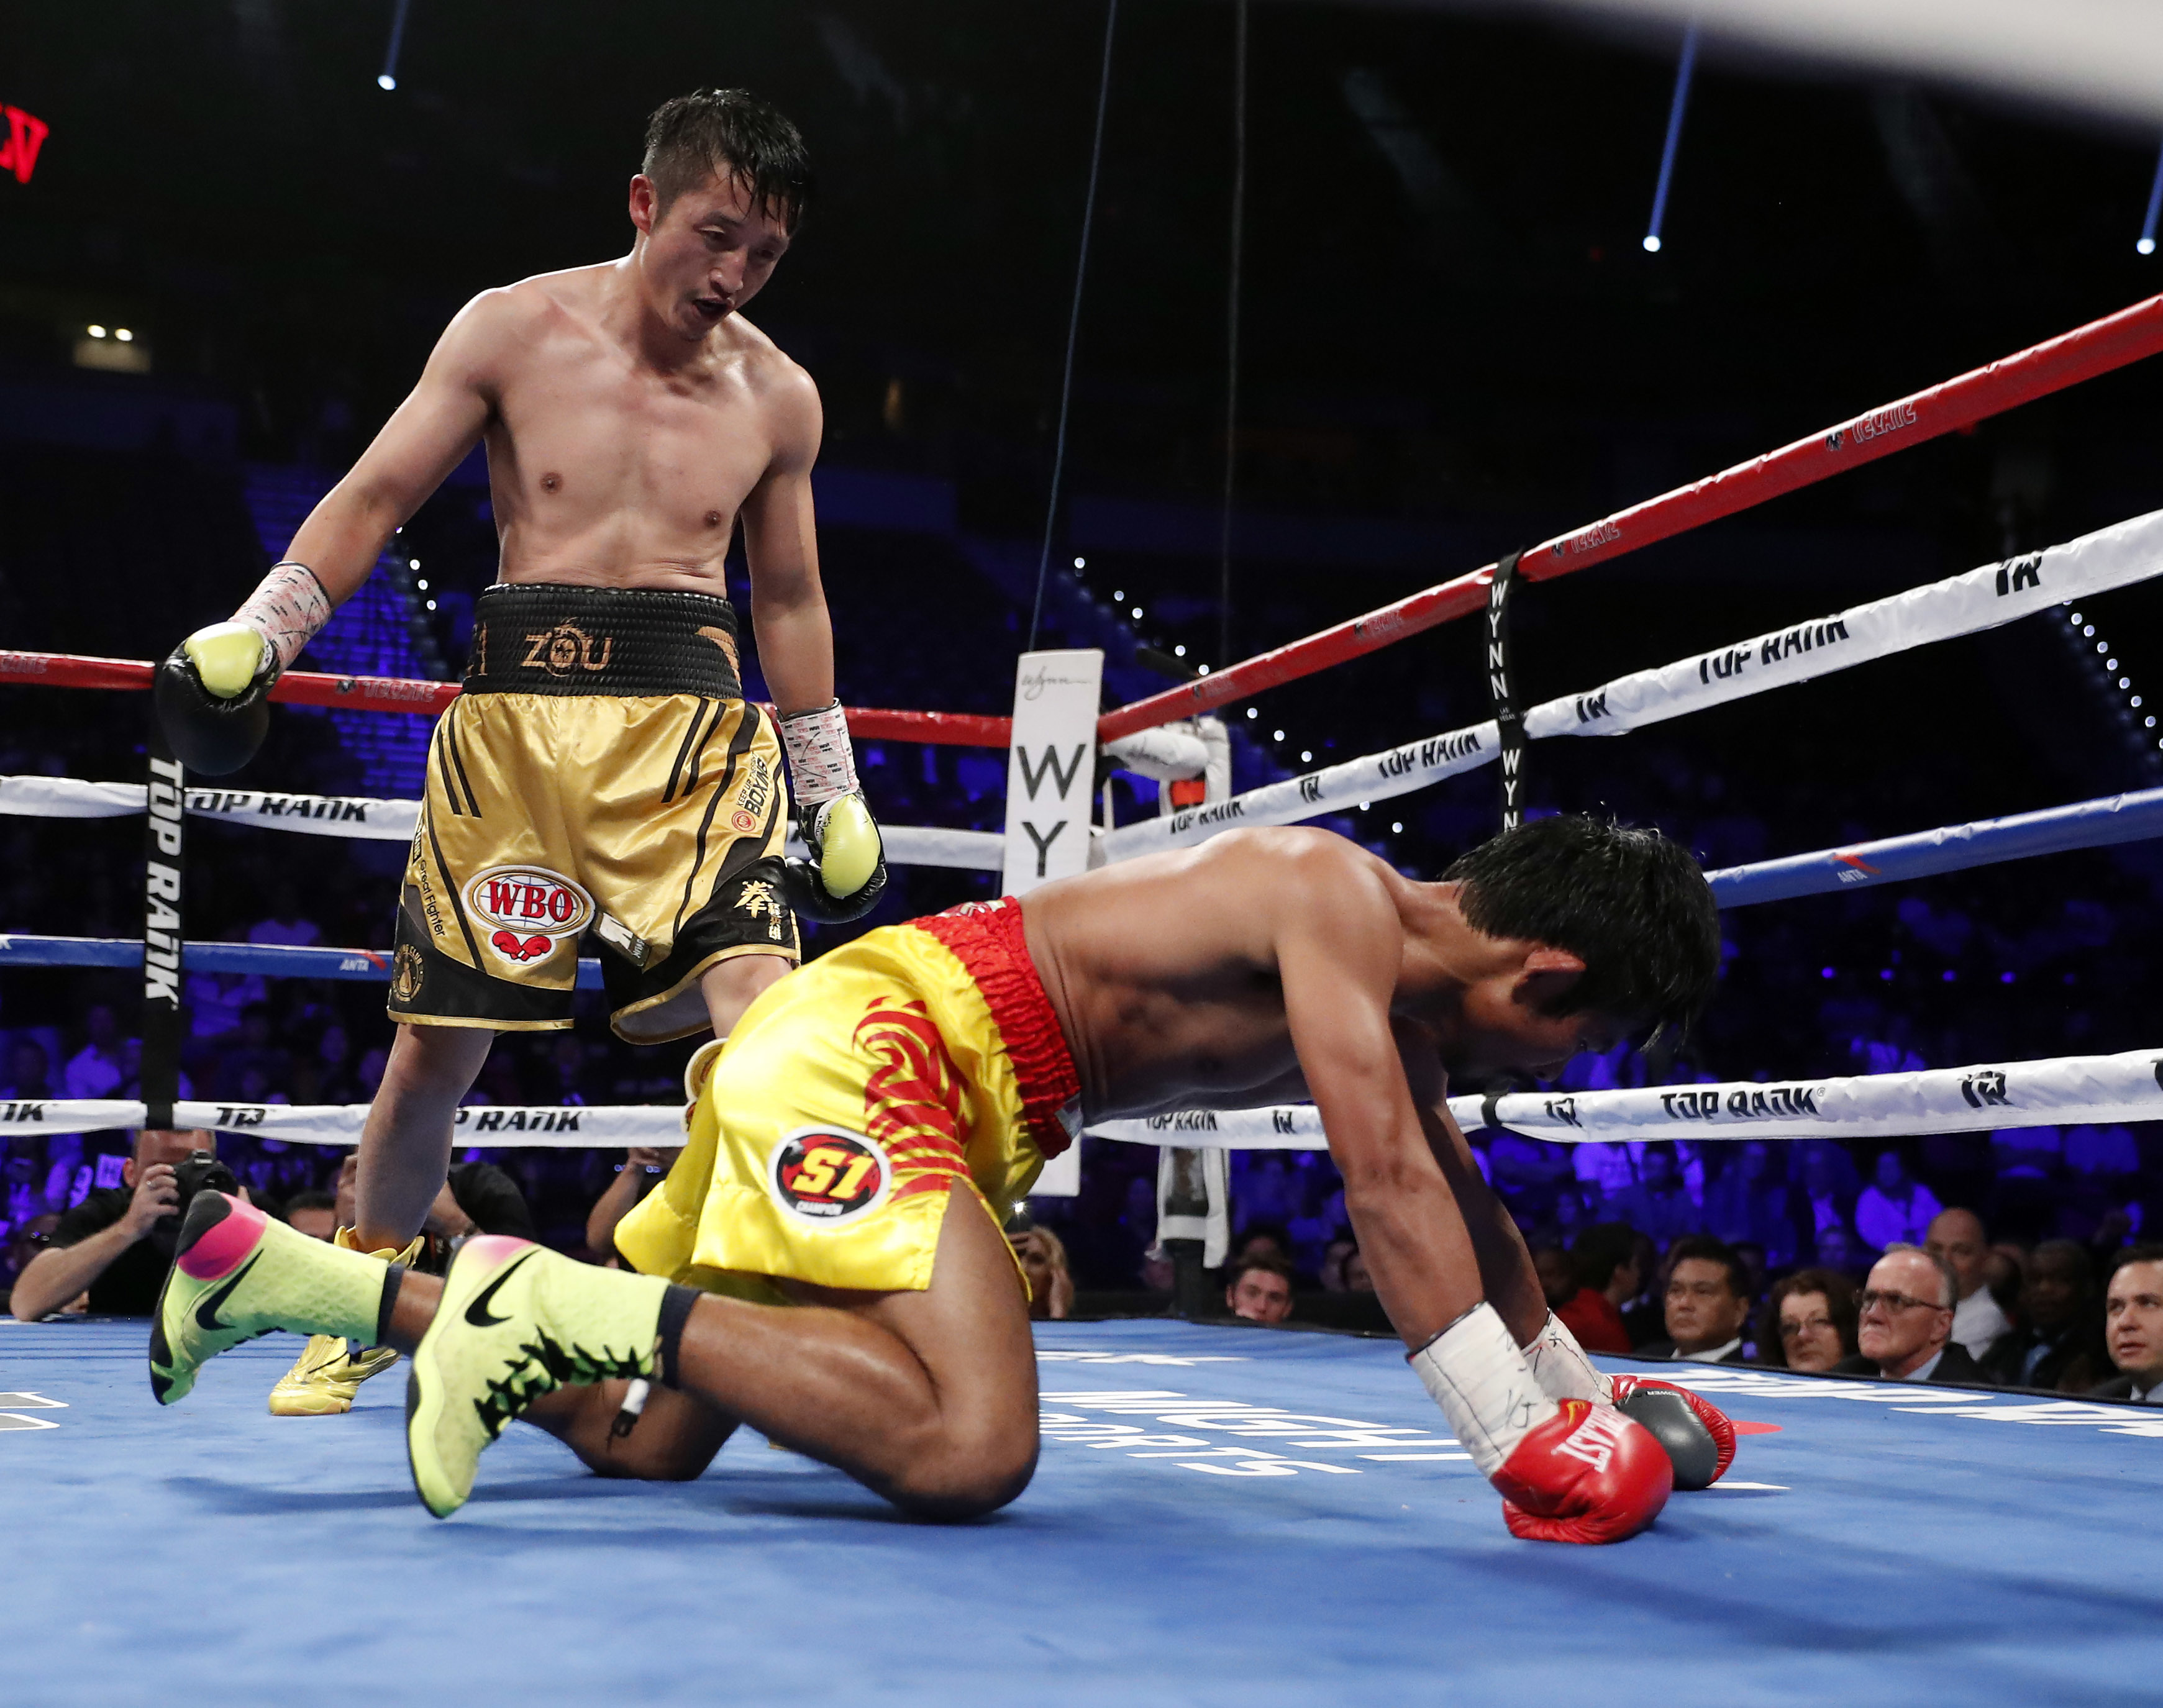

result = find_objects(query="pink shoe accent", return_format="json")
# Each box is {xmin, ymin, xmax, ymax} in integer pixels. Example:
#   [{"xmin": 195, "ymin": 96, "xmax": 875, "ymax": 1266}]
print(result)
[
  {"xmin": 462, "ymin": 1235, "xmax": 534, "ymax": 1268},
  {"xmin": 176, "ymin": 1194, "xmax": 270, "ymax": 1280}
]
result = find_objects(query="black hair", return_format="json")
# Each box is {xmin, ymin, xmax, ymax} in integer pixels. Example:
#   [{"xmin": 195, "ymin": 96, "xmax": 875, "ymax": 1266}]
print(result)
[
  {"xmin": 1666, "ymin": 1234, "xmax": 1752, "ymax": 1302},
  {"xmin": 1442, "ymin": 814, "xmax": 1720, "ymax": 1037},
  {"xmin": 1569, "ymin": 1221, "xmax": 1641, "ymax": 1291},
  {"xmin": 2110, "ymin": 1243, "xmax": 2163, "ymax": 1278},
  {"xmin": 642, "ymin": 88, "xmax": 811, "ymax": 229}
]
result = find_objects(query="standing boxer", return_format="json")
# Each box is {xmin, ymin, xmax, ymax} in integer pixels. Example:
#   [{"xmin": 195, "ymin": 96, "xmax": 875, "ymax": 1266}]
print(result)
[{"xmin": 155, "ymin": 89, "xmax": 885, "ymax": 1415}]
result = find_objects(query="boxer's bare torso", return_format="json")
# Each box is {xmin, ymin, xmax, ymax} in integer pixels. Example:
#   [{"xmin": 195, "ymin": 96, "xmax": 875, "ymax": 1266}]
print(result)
[
  {"xmin": 1022, "ymin": 826, "xmax": 1624, "ymax": 1127},
  {"xmin": 285, "ymin": 170, "xmax": 827, "ymax": 664},
  {"xmin": 450, "ymin": 263, "xmax": 815, "ymax": 596}
]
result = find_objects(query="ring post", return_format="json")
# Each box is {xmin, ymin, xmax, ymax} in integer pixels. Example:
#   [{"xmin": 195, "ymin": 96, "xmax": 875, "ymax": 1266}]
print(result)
[
  {"xmin": 1002, "ymin": 650, "xmax": 1103, "ymax": 1199},
  {"xmin": 1159, "ymin": 1147, "xmax": 1214, "ymax": 1321},
  {"xmin": 1485, "ymin": 548, "xmax": 1525, "ymax": 830},
  {"xmin": 140, "ymin": 728, "xmax": 186, "ymax": 1132}
]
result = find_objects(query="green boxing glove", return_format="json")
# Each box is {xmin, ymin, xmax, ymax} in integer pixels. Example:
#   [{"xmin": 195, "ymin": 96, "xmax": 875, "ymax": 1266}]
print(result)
[
  {"xmin": 776, "ymin": 702, "xmax": 890, "ymax": 924},
  {"xmin": 154, "ymin": 562, "xmax": 330, "ymax": 776}
]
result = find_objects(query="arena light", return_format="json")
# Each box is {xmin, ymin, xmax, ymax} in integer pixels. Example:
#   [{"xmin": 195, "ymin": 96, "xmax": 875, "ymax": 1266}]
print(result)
[
  {"xmin": 1641, "ymin": 22, "xmax": 1700, "ymax": 256},
  {"xmin": 2141, "ymin": 139, "xmax": 2163, "ymax": 255},
  {"xmin": 379, "ymin": 0, "xmax": 412, "ymax": 93},
  {"xmin": 86, "ymin": 324, "xmax": 105, "ymax": 338},
  {"xmin": 1172, "ymin": 644, "xmax": 1186, "ymax": 656},
  {"xmin": 114, "ymin": 328, "xmax": 132, "ymax": 342},
  {"xmin": 1073, "ymin": 556, "xmax": 1086, "ymax": 570}
]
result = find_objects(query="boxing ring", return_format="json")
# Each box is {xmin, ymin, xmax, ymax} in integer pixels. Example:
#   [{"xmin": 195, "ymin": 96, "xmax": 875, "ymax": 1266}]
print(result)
[
  {"xmin": 7, "ymin": 1317, "xmax": 2163, "ymax": 1704},
  {"xmin": 8, "ymin": 294, "xmax": 2163, "ymax": 1703}
]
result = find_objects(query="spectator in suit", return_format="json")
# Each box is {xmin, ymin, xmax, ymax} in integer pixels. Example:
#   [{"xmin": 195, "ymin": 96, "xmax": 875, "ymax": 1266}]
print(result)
[
  {"xmin": 1925, "ymin": 1207, "xmax": 2014, "ymax": 1362},
  {"xmin": 2093, "ymin": 1246, "xmax": 2163, "ymax": 1404},
  {"xmin": 1757, "ymin": 1268, "xmax": 1860, "ymax": 1373},
  {"xmin": 1983, "ymin": 1238, "xmax": 2108, "ymax": 1392},
  {"xmin": 1636, "ymin": 1235, "xmax": 1752, "ymax": 1364},
  {"xmin": 1834, "ymin": 1245, "xmax": 1985, "ymax": 1384}
]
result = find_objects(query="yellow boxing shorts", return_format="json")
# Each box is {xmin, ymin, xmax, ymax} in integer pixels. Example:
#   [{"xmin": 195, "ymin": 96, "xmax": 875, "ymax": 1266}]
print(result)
[
  {"xmin": 388, "ymin": 583, "xmax": 799, "ymax": 1044},
  {"xmin": 614, "ymin": 896, "xmax": 1083, "ymax": 1301}
]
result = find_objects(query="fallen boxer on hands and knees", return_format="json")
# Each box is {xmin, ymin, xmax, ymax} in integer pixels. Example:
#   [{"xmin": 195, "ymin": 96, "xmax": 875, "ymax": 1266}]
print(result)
[{"xmin": 151, "ymin": 815, "xmax": 1734, "ymax": 1542}]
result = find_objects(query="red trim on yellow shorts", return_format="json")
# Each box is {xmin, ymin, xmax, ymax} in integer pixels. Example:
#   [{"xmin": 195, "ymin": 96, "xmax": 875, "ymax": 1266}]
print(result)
[{"xmin": 913, "ymin": 897, "xmax": 1082, "ymax": 1160}]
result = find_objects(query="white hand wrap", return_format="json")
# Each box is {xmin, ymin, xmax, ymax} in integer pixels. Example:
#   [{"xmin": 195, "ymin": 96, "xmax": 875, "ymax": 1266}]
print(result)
[
  {"xmin": 1406, "ymin": 1301, "xmax": 1559, "ymax": 1479},
  {"xmin": 1521, "ymin": 1310, "xmax": 1614, "ymax": 1406},
  {"xmin": 778, "ymin": 699, "xmax": 859, "ymax": 807},
  {"xmin": 232, "ymin": 561, "xmax": 334, "ymax": 676}
]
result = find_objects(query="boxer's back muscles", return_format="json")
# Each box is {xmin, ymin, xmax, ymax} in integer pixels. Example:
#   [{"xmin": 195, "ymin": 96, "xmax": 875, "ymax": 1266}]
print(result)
[
  {"xmin": 1021, "ymin": 827, "xmax": 1623, "ymax": 1122},
  {"xmin": 1022, "ymin": 827, "xmax": 1630, "ymax": 1349}
]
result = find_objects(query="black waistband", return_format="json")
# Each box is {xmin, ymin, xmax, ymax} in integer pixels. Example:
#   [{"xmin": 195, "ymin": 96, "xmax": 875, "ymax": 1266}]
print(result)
[{"xmin": 463, "ymin": 584, "xmax": 742, "ymax": 698}]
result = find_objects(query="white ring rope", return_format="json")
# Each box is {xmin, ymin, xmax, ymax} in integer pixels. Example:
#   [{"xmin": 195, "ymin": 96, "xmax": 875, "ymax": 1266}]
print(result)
[
  {"xmin": 0, "ymin": 777, "xmax": 1006, "ymax": 871},
  {"xmin": 1100, "ymin": 504, "xmax": 2163, "ymax": 861},
  {"xmin": 18, "ymin": 505, "xmax": 2157, "ymax": 876},
  {"xmin": 1088, "ymin": 1047, "xmax": 2163, "ymax": 1148},
  {"xmin": 7, "ymin": 1047, "xmax": 2154, "ymax": 1150}
]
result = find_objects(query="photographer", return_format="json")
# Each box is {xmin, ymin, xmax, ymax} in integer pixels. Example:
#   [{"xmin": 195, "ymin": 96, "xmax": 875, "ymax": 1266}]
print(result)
[{"xmin": 9, "ymin": 1129, "xmax": 228, "ymax": 1320}]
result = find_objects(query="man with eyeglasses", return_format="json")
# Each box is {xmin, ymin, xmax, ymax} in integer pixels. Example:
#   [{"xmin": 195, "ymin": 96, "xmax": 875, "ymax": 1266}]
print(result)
[{"xmin": 1833, "ymin": 1245, "xmax": 1987, "ymax": 1385}]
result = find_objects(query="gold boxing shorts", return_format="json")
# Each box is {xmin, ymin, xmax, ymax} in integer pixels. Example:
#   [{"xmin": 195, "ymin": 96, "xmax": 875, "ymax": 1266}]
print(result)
[
  {"xmin": 388, "ymin": 583, "xmax": 800, "ymax": 1043},
  {"xmin": 613, "ymin": 896, "xmax": 1082, "ymax": 1301}
]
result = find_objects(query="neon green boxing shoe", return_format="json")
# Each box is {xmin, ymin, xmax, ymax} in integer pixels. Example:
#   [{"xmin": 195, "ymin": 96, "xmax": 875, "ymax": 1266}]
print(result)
[
  {"xmin": 405, "ymin": 1235, "xmax": 672, "ymax": 1519},
  {"xmin": 151, "ymin": 1193, "xmax": 398, "ymax": 1406}
]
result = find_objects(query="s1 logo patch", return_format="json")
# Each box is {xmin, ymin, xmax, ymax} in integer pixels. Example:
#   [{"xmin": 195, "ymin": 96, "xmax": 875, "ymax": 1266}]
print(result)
[{"xmin": 767, "ymin": 1127, "xmax": 891, "ymax": 1225}]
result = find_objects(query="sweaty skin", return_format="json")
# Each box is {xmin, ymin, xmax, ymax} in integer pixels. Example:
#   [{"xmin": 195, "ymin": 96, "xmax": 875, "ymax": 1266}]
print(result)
[
  {"xmin": 290, "ymin": 167, "xmax": 832, "ymax": 1250},
  {"xmin": 371, "ymin": 827, "xmax": 1639, "ymax": 1515},
  {"xmin": 1024, "ymin": 828, "xmax": 1624, "ymax": 1352}
]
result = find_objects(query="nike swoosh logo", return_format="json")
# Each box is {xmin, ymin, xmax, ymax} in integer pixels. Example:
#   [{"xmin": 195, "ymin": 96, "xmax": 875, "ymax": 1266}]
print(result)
[
  {"xmin": 464, "ymin": 1251, "xmax": 538, "ymax": 1329},
  {"xmin": 194, "ymin": 1253, "xmax": 262, "ymax": 1333}
]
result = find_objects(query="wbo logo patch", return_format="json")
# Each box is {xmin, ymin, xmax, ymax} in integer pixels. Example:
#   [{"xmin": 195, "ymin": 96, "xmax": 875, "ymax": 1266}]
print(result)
[
  {"xmin": 767, "ymin": 1126, "xmax": 892, "ymax": 1225},
  {"xmin": 465, "ymin": 865, "xmax": 593, "ymax": 966}
]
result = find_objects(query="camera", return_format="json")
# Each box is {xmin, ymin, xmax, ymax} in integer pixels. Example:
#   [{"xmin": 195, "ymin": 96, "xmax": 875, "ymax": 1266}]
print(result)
[{"xmin": 150, "ymin": 1148, "xmax": 242, "ymax": 1256}]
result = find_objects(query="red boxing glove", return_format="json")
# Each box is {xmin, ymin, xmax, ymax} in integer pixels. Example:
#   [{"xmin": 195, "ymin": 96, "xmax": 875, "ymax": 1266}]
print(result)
[
  {"xmin": 1609, "ymin": 1376, "xmax": 1737, "ymax": 1485},
  {"xmin": 1494, "ymin": 1400, "xmax": 1672, "ymax": 1545}
]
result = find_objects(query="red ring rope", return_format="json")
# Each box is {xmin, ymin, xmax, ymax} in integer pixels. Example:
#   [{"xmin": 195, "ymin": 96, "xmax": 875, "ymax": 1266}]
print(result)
[
  {"xmin": 13, "ymin": 295, "xmax": 2158, "ymax": 756},
  {"xmin": 1096, "ymin": 291, "xmax": 2163, "ymax": 741},
  {"xmin": 0, "ymin": 651, "xmax": 1012, "ymax": 748}
]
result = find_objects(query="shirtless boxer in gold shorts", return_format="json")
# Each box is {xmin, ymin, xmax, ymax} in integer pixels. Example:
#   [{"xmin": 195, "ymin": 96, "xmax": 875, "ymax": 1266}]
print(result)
[
  {"xmin": 151, "ymin": 91, "xmax": 886, "ymax": 1415},
  {"xmin": 153, "ymin": 815, "xmax": 1740, "ymax": 1543}
]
